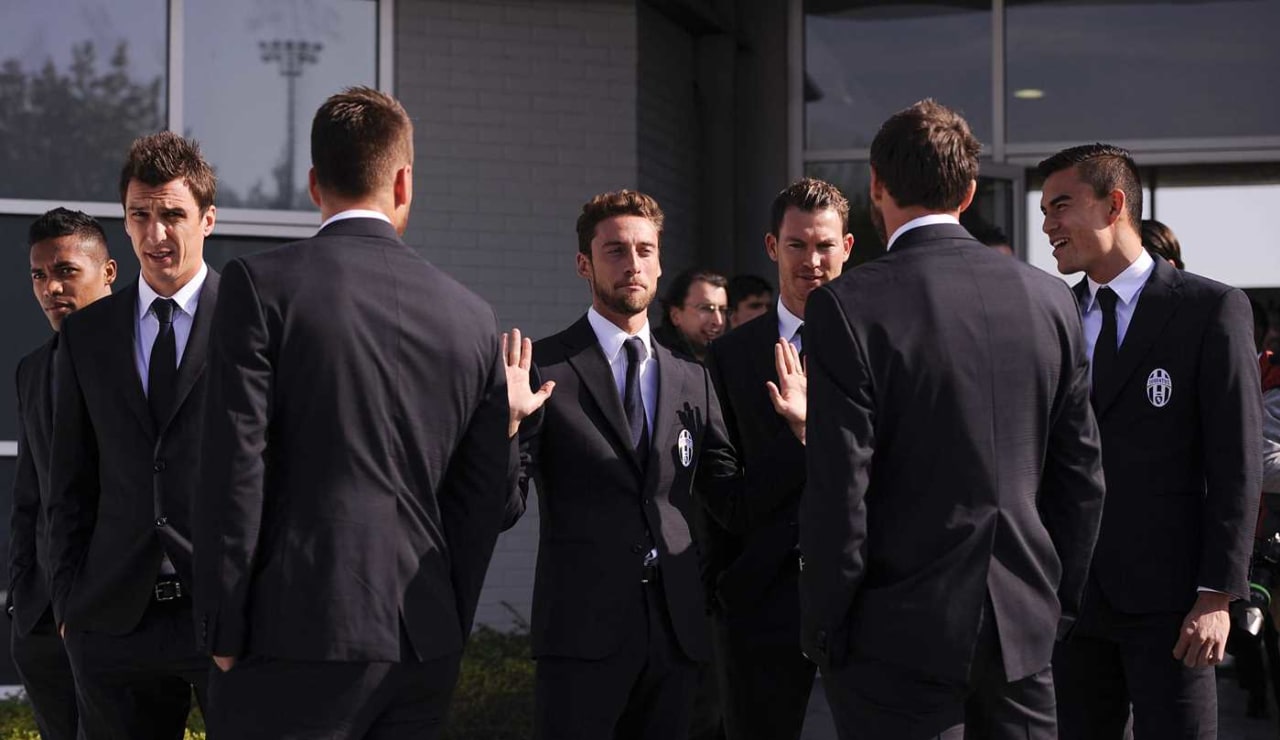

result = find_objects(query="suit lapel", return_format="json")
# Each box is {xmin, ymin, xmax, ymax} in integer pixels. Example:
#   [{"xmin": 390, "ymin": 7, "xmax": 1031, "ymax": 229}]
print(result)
[
  {"xmin": 33, "ymin": 336, "xmax": 58, "ymax": 448},
  {"xmin": 162, "ymin": 270, "xmax": 220, "ymax": 433},
  {"xmin": 108, "ymin": 283, "xmax": 157, "ymax": 438},
  {"xmin": 643, "ymin": 342, "xmax": 686, "ymax": 492},
  {"xmin": 748, "ymin": 309, "xmax": 782, "ymax": 393},
  {"xmin": 1094, "ymin": 260, "xmax": 1183, "ymax": 417},
  {"xmin": 562, "ymin": 316, "xmax": 645, "ymax": 473}
]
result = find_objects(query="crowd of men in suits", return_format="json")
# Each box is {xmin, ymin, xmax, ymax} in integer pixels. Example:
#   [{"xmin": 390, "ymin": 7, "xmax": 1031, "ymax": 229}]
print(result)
[{"xmin": 6, "ymin": 87, "xmax": 1274, "ymax": 740}]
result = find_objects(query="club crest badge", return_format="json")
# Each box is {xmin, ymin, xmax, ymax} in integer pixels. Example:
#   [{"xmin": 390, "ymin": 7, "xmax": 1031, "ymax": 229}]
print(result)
[
  {"xmin": 678, "ymin": 429, "xmax": 694, "ymax": 468},
  {"xmin": 1146, "ymin": 368, "xmax": 1172, "ymax": 408}
]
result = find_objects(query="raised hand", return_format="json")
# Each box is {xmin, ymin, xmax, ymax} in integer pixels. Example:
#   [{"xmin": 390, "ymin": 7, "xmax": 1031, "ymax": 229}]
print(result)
[
  {"xmin": 766, "ymin": 338, "xmax": 806, "ymax": 444},
  {"xmin": 504, "ymin": 328, "xmax": 555, "ymax": 438}
]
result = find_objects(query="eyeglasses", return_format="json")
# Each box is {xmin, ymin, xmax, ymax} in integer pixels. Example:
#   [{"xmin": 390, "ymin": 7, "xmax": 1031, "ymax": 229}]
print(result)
[{"xmin": 686, "ymin": 303, "xmax": 728, "ymax": 317}]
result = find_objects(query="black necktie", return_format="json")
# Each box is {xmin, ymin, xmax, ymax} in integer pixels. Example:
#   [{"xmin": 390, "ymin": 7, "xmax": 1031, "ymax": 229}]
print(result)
[
  {"xmin": 795, "ymin": 323, "xmax": 805, "ymax": 365},
  {"xmin": 623, "ymin": 337, "xmax": 650, "ymax": 466},
  {"xmin": 1092, "ymin": 287, "xmax": 1119, "ymax": 402},
  {"xmin": 149, "ymin": 298, "xmax": 178, "ymax": 426}
]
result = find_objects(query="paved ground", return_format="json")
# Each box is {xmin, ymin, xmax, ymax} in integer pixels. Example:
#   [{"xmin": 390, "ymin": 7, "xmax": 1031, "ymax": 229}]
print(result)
[{"xmin": 798, "ymin": 666, "xmax": 1280, "ymax": 739}]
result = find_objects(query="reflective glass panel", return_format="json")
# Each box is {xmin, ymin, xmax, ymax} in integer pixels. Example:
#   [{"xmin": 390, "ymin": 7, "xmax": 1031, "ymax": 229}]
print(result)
[
  {"xmin": 184, "ymin": 0, "xmax": 379, "ymax": 211},
  {"xmin": 805, "ymin": 1, "xmax": 992, "ymax": 151},
  {"xmin": 1007, "ymin": 0, "xmax": 1280, "ymax": 143},
  {"xmin": 0, "ymin": 1, "xmax": 167, "ymax": 201}
]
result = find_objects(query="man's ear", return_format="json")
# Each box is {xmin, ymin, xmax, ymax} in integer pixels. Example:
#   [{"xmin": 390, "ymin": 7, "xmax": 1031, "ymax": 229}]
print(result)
[
  {"xmin": 1106, "ymin": 188, "xmax": 1127, "ymax": 227},
  {"xmin": 765, "ymin": 232, "xmax": 779, "ymax": 262},
  {"xmin": 576, "ymin": 251, "xmax": 592, "ymax": 280}
]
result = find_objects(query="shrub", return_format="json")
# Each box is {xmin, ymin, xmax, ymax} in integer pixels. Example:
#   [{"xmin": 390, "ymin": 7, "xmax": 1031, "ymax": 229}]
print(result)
[{"xmin": 444, "ymin": 624, "xmax": 535, "ymax": 740}]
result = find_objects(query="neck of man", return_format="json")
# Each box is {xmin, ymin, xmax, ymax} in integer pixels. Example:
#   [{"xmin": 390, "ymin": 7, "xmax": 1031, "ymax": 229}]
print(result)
[
  {"xmin": 780, "ymin": 292, "xmax": 806, "ymax": 321},
  {"xmin": 317, "ymin": 191, "xmax": 396, "ymax": 226},
  {"xmin": 1086, "ymin": 228, "xmax": 1146, "ymax": 285}
]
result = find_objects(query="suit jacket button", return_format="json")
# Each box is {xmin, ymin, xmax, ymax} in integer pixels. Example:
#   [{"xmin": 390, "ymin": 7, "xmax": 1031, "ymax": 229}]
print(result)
[
  {"xmin": 155, "ymin": 516, "xmax": 168, "ymax": 528},
  {"xmin": 153, "ymin": 460, "xmax": 166, "ymax": 473},
  {"xmin": 631, "ymin": 544, "xmax": 643, "ymax": 554}
]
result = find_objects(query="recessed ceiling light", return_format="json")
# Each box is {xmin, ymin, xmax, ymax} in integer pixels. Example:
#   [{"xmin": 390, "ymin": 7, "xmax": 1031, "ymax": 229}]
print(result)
[{"xmin": 1014, "ymin": 88, "xmax": 1045, "ymax": 100}]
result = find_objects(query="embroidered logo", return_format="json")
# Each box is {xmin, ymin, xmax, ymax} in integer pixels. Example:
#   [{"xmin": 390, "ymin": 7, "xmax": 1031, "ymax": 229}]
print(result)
[
  {"xmin": 1146, "ymin": 368, "xmax": 1172, "ymax": 408},
  {"xmin": 678, "ymin": 429, "xmax": 694, "ymax": 468}
]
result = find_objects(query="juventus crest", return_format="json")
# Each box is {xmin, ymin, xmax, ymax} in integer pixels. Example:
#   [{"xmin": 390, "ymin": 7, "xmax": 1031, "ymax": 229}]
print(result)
[{"xmin": 1146, "ymin": 368, "xmax": 1172, "ymax": 408}]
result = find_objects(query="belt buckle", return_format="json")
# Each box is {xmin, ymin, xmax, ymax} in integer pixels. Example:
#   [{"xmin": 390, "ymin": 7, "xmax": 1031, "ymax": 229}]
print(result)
[{"xmin": 154, "ymin": 581, "xmax": 182, "ymax": 602}]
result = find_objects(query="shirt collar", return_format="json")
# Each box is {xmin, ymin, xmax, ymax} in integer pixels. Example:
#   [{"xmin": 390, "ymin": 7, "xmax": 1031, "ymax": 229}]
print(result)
[
  {"xmin": 776, "ymin": 296, "xmax": 804, "ymax": 340},
  {"xmin": 1084, "ymin": 248, "xmax": 1155, "ymax": 311},
  {"xmin": 137, "ymin": 262, "xmax": 209, "ymax": 320},
  {"xmin": 319, "ymin": 209, "xmax": 393, "ymax": 230},
  {"xmin": 587, "ymin": 306, "xmax": 652, "ymax": 364},
  {"xmin": 885, "ymin": 213, "xmax": 961, "ymax": 251}
]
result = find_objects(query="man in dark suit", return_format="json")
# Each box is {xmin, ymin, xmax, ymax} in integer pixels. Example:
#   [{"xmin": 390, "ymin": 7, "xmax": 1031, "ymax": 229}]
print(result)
[
  {"xmin": 9, "ymin": 208, "xmax": 117, "ymax": 740},
  {"xmin": 799, "ymin": 100, "xmax": 1107, "ymax": 739},
  {"xmin": 506, "ymin": 190, "xmax": 782, "ymax": 740},
  {"xmin": 46, "ymin": 131, "xmax": 220, "ymax": 738},
  {"xmin": 193, "ymin": 87, "xmax": 511, "ymax": 740},
  {"xmin": 701, "ymin": 177, "xmax": 853, "ymax": 740},
  {"xmin": 654, "ymin": 268, "xmax": 729, "ymax": 363},
  {"xmin": 1040, "ymin": 144, "xmax": 1262, "ymax": 739}
]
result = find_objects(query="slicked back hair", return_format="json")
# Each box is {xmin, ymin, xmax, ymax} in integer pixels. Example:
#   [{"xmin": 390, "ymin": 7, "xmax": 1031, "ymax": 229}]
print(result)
[
  {"xmin": 1037, "ymin": 143, "xmax": 1143, "ymax": 229},
  {"xmin": 118, "ymin": 131, "xmax": 216, "ymax": 212},
  {"xmin": 576, "ymin": 190, "xmax": 664, "ymax": 256},
  {"xmin": 311, "ymin": 86, "xmax": 414, "ymax": 200},
  {"xmin": 769, "ymin": 178, "xmax": 850, "ymax": 236},
  {"xmin": 869, "ymin": 99, "xmax": 981, "ymax": 211},
  {"xmin": 28, "ymin": 207, "xmax": 110, "ymax": 263}
]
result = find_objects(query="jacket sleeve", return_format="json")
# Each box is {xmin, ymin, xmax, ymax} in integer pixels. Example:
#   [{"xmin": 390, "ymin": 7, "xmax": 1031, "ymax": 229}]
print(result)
[
  {"xmin": 1039, "ymin": 286, "xmax": 1106, "ymax": 638},
  {"xmin": 697, "ymin": 344, "xmax": 805, "ymax": 534},
  {"xmin": 45, "ymin": 320, "xmax": 100, "ymax": 627},
  {"xmin": 194, "ymin": 258, "xmax": 272, "ymax": 656},
  {"xmin": 796, "ymin": 286, "xmax": 874, "ymax": 671},
  {"xmin": 8, "ymin": 363, "xmax": 37, "ymax": 617},
  {"xmin": 438, "ymin": 322, "xmax": 512, "ymax": 636},
  {"xmin": 1196, "ymin": 288, "xmax": 1263, "ymax": 599}
]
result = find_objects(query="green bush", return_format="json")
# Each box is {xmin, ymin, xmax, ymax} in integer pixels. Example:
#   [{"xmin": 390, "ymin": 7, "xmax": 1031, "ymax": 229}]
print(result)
[{"xmin": 444, "ymin": 624, "xmax": 535, "ymax": 740}]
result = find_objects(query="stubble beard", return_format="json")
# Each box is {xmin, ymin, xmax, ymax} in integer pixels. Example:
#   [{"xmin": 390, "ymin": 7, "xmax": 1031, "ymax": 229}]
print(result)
[{"xmin": 594, "ymin": 279, "xmax": 654, "ymax": 318}]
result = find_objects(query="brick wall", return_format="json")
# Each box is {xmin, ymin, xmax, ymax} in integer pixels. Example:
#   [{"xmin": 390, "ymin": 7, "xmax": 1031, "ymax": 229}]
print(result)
[{"xmin": 395, "ymin": 0, "xmax": 640, "ymax": 631}]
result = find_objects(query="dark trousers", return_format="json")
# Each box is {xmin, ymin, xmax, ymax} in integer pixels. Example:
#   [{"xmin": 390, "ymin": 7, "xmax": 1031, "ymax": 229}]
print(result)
[
  {"xmin": 689, "ymin": 659, "xmax": 726, "ymax": 740},
  {"xmin": 1054, "ymin": 582, "xmax": 1216, "ymax": 739},
  {"xmin": 63, "ymin": 598, "xmax": 209, "ymax": 740},
  {"xmin": 823, "ymin": 602, "xmax": 1056, "ymax": 740},
  {"xmin": 535, "ymin": 579, "xmax": 701, "ymax": 740},
  {"xmin": 11, "ymin": 612, "xmax": 80, "ymax": 740},
  {"xmin": 712, "ymin": 617, "xmax": 814, "ymax": 740},
  {"xmin": 207, "ymin": 650, "xmax": 462, "ymax": 740}
]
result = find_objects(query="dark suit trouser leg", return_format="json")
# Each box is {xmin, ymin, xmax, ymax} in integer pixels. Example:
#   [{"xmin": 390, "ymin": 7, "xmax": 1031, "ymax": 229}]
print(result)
[
  {"xmin": 712, "ymin": 617, "xmax": 814, "ymax": 740},
  {"xmin": 1056, "ymin": 594, "xmax": 1216, "ymax": 740},
  {"xmin": 688, "ymin": 658, "xmax": 725, "ymax": 740},
  {"xmin": 63, "ymin": 601, "xmax": 209, "ymax": 740},
  {"xmin": 207, "ymin": 651, "xmax": 461, "ymax": 740},
  {"xmin": 535, "ymin": 580, "xmax": 699, "ymax": 740},
  {"xmin": 11, "ymin": 615, "xmax": 80, "ymax": 740}
]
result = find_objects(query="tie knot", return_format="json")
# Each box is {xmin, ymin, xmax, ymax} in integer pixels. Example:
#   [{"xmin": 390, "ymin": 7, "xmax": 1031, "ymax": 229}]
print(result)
[
  {"xmin": 624, "ymin": 336, "xmax": 646, "ymax": 365},
  {"xmin": 1095, "ymin": 287, "xmax": 1118, "ymax": 314},
  {"xmin": 151, "ymin": 297, "xmax": 177, "ymax": 325}
]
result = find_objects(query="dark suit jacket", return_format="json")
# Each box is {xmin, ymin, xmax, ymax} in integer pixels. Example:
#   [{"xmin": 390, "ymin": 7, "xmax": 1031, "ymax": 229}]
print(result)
[
  {"xmin": 46, "ymin": 273, "xmax": 220, "ymax": 633},
  {"xmin": 193, "ymin": 217, "xmax": 511, "ymax": 663},
  {"xmin": 800, "ymin": 223, "xmax": 1106, "ymax": 683},
  {"xmin": 702, "ymin": 310, "xmax": 806, "ymax": 631},
  {"xmin": 8, "ymin": 337, "xmax": 57, "ymax": 635},
  {"xmin": 1074, "ymin": 257, "xmax": 1261, "ymax": 613},
  {"xmin": 517, "ymin": 315, "xmax": 741, "ymax": 663}
]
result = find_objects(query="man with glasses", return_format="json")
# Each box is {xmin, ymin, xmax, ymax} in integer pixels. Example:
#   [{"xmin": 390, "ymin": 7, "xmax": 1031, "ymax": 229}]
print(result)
[{"xmin": 655, "ymin": 268, "xmax": 729, "ymax": 364}]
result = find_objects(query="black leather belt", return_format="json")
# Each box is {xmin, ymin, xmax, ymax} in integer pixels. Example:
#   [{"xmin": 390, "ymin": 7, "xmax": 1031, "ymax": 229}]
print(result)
[{"xmin": 154, "ymin": 577, "xmax": 185, "ymax": 602}]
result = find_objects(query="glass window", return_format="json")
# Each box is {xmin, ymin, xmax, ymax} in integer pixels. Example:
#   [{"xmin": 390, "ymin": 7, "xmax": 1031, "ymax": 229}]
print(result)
[
  {"xmin": 1006, "ymin": 0, "xmax": 1280, "ymax": 143},
  {"xmin": 0, "ymin": 1, "xmax": 167, "ymax": 202},
  {"xmin": 184, "ymin": 0, "xmax": 379, "ymax": 212},
  {"xmin": 805, "ymin": 1, "xmax": 992, "ymax": 151}
]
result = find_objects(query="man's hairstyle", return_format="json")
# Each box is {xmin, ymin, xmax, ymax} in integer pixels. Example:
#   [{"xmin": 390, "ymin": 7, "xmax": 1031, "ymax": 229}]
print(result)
[
  {"xmin": 118, "ymin": 131, "xmax": 216, "ymax": 212},
  {"xmin": 959, "ymin": 211, "xmax": 1009, "ymax": 248},
  {"xmin": 311, "ymin": 86, "xmax": 414, "ymax": 200},
  {"xmin": 27, "ymin": 208, "xmax": 110, "ymax": 262},
  {"xmin": 1140, "ymin": 219, "xmax": 1184, "ymax": 270},
  {"xmin": 1037, "ymin": 143, "xmax": 1143, "ymax": 229},
  {"xmin": 661, "ymin": 268, "xmax": 728, "ymax": 327},
  {"xmin": 869, "ymin": 99, "xmax": 981, "ymax": 211},
  {"xmin": 768, "ymin": 178, "xmax": 850, "ymax": 236},
  {"xmin": 727, "ymin": 274, "xmax": 773, "ymax": 309},
  {"xmin": 575, "ymin": 190, "xmax": 664, "ymax": 256}
]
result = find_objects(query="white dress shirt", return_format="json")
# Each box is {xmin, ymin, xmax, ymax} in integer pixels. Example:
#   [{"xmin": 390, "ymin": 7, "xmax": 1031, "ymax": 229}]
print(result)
[
  {"xmin": 885, "ymin": 213, "xmax": 961, "ymax": 251},
  {"xmin": 1081, "ymin": 249, "xmax": 1155, "ymax": 364},
  {"xmin": 135, "ymin": 262, "xmax": 209, "ymax": 395},
  {"xmin": 319, "ymin": 209, "xmax": 393, "ymax": 230},
  {"xmin": 777, "ymin": 297, "xmax": 804, "ymax": 353},
  {"xmin": 587, "ymin": 307, "xmax": 657, "ymax": 431}
]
